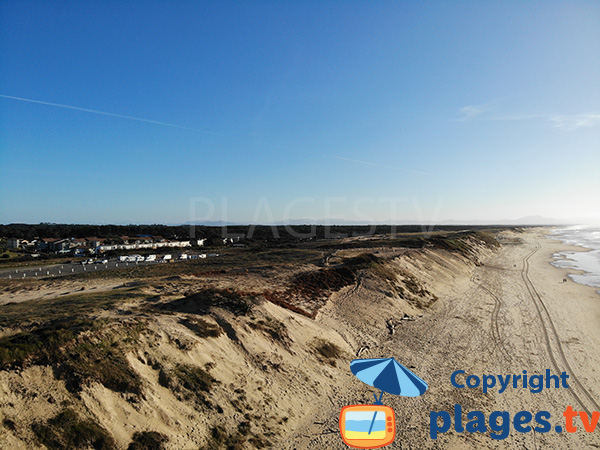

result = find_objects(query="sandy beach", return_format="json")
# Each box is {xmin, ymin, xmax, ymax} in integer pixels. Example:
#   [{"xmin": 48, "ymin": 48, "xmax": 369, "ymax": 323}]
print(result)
[
  {"xmin": 1, "ymin": 228, "xmax": 599, "ymax": 449},
  {"xmin": 3, "ymin": 2, "xmax": 599, "ymax": 447},
  {"xmin": 283, "ymin": 228, "xmax": 600, "ymax": 449}
]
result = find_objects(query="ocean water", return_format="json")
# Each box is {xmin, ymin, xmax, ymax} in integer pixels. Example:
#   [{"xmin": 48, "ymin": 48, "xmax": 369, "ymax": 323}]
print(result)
[
  {"xmin": 343, "ymin": 410, "xmax": 387, "ymax": 439},
  {"xmin": 549, "ymin": 226, "xmax": 600, "ymax": 289}
]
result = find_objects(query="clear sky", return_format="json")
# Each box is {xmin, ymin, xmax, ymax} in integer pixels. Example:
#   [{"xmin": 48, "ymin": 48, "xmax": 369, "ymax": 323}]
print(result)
[{"xmin": 1, "ymin": 1, "xmax": 599, "ymax": 224}]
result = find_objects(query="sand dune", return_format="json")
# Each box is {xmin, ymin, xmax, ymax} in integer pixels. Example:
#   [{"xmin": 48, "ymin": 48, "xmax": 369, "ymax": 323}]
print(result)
[{"xmin": 1, "ymin": 229, "xmax": 598, "ymax": 449}]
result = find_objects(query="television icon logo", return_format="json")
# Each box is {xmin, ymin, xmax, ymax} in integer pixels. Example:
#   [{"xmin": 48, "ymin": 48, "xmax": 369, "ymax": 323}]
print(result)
[
  {"xmin": 341, "ymin": 357, "xmax": 428, "ymax": 448},
  {"xmin": 339, "ymin": 404, "xmax": 395, "ymax": 449}
]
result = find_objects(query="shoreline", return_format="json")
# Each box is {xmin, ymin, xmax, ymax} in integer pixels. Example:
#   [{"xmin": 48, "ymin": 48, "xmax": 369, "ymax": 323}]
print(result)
[
  {"xmin": 546, "ymin": 226, "xmax": 600, "ymax": 292},
  {"xmin": 285, "ymin": 227, "xmax": 600, "ymax": 449},
  {"xmin": 2, "ymin": 228, "xmax": 599, "ymax": 449},
  {"xmin": 540, "ymin": 227, "xmax": 600, "ymax": 296}
]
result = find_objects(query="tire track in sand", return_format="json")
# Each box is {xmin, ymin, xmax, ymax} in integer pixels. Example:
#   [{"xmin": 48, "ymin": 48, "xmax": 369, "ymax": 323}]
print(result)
[{"xmin": 521, "ymin": 246, "xmax": 599, "ymax": 415}]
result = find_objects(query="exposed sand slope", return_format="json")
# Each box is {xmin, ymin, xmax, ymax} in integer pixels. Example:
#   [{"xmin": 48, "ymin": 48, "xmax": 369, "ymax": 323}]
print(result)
[
  {"xmin": 284, "ymin": 229, "xmax": 600, "ymax": 449},
  {"xmin": 1, "ymin": 229, "xmax": 598, "ymax": 449}
]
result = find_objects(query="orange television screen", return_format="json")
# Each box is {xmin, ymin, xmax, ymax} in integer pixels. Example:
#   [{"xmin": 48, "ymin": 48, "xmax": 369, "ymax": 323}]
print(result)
[{"xmin": 339, "ymin": 405, "xmax": 395, "ymax": 449}]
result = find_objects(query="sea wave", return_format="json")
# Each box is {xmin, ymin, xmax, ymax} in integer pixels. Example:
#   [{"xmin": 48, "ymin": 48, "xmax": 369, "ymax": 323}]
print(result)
[{"xmin": 549, "ymin": 226, "xmax": 600, "ymax": 289}]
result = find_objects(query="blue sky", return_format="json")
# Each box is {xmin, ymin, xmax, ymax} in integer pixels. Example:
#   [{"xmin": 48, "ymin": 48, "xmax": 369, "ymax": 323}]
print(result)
[{"xmin": 1, "ymin": 1, "xmax": 599, "ymax": 224}]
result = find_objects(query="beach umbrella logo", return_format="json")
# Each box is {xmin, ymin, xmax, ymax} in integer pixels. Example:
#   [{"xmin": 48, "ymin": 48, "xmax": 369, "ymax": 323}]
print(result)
[{"xmin": 339, "ymin": 357, "xmax": 428, "ymax": 449}]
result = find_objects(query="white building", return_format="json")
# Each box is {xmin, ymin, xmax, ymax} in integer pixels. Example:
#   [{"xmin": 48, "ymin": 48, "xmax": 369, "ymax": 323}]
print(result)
[{"xmin": 97, "ymin": 240, "xmax": 191, "ymax": 253}]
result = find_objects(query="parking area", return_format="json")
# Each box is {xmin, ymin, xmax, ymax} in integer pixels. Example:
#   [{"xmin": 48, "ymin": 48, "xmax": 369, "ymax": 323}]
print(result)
[{"xmin": 0, "ymin": 253, "xmax": 220, "ymax": 280}]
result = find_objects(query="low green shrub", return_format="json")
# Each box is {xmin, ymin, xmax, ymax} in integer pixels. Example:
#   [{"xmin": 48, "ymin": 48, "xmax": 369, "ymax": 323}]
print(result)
[
  {"xmin": 159, "ymin": 289, "xmax": 253, "ymax": 316},
  {"xmin": 32, "ymin": 408, "xmax": 115, "ymax": 450},
  {"xmin": 0, "ymin": 318, "xmax": 144, "ymax": 396},
  {"xmin": 199, "ymin": 426, "xmax": 245, "ymax": 450},
  {"xmin": 127, "ymin": 431, "xmax": 167, "ymax": 450},
  {"xmin": 159, "ymin": 363, "xmax": 216, "ymax": 406},
  {"xmin": 0, "ymin": 319, "xmax": 99, "ymax": 368}
]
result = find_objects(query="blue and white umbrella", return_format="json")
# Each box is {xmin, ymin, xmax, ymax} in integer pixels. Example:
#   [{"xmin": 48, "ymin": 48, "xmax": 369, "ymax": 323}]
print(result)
[
  {"xmin": 350, "ymin": 357, "xmax": 428, "ymax": 435},
  {"xmin": 350, "ymin": 357, "xmax": 428, "ymax": 400}
]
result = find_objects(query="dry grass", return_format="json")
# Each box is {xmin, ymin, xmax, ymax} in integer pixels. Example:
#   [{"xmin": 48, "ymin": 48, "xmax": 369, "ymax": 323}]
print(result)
[
  {"xmin": 248, "ymin": 316, "xmax": 290, "ymax": 346},
  {"xmin": 0, "ymin": 287, "xmax": 144, "ymax": 329},
  {"xmin": 312, "ymin": 338, "xmax": 343, "ymax": 366}
]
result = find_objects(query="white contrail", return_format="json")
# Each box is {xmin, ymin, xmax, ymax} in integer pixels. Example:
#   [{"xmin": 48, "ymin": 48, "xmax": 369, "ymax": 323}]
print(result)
[
  {"xmin": 332, "ymin": 155, "xmax": 431, "ymax": 176},
  {"xmin": 0, "ymin": 94, "xmax": 218, "ymax": 134}
]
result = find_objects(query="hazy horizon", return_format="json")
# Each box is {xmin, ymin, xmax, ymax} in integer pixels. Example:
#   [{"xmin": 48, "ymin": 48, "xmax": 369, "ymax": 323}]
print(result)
[{"xmin": 3, "ymin": 215, "xmax": 600, "ymax": 228}]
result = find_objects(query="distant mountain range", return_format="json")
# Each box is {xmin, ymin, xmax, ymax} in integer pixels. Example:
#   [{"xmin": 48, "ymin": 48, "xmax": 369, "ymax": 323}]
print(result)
[
  {"xmin": 436, "ymin": 216, "xmax": 573, "ymax": 226},
  {"xmin": 184, "ymin": 216, "xmax": 575, "ymax": 227}
]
